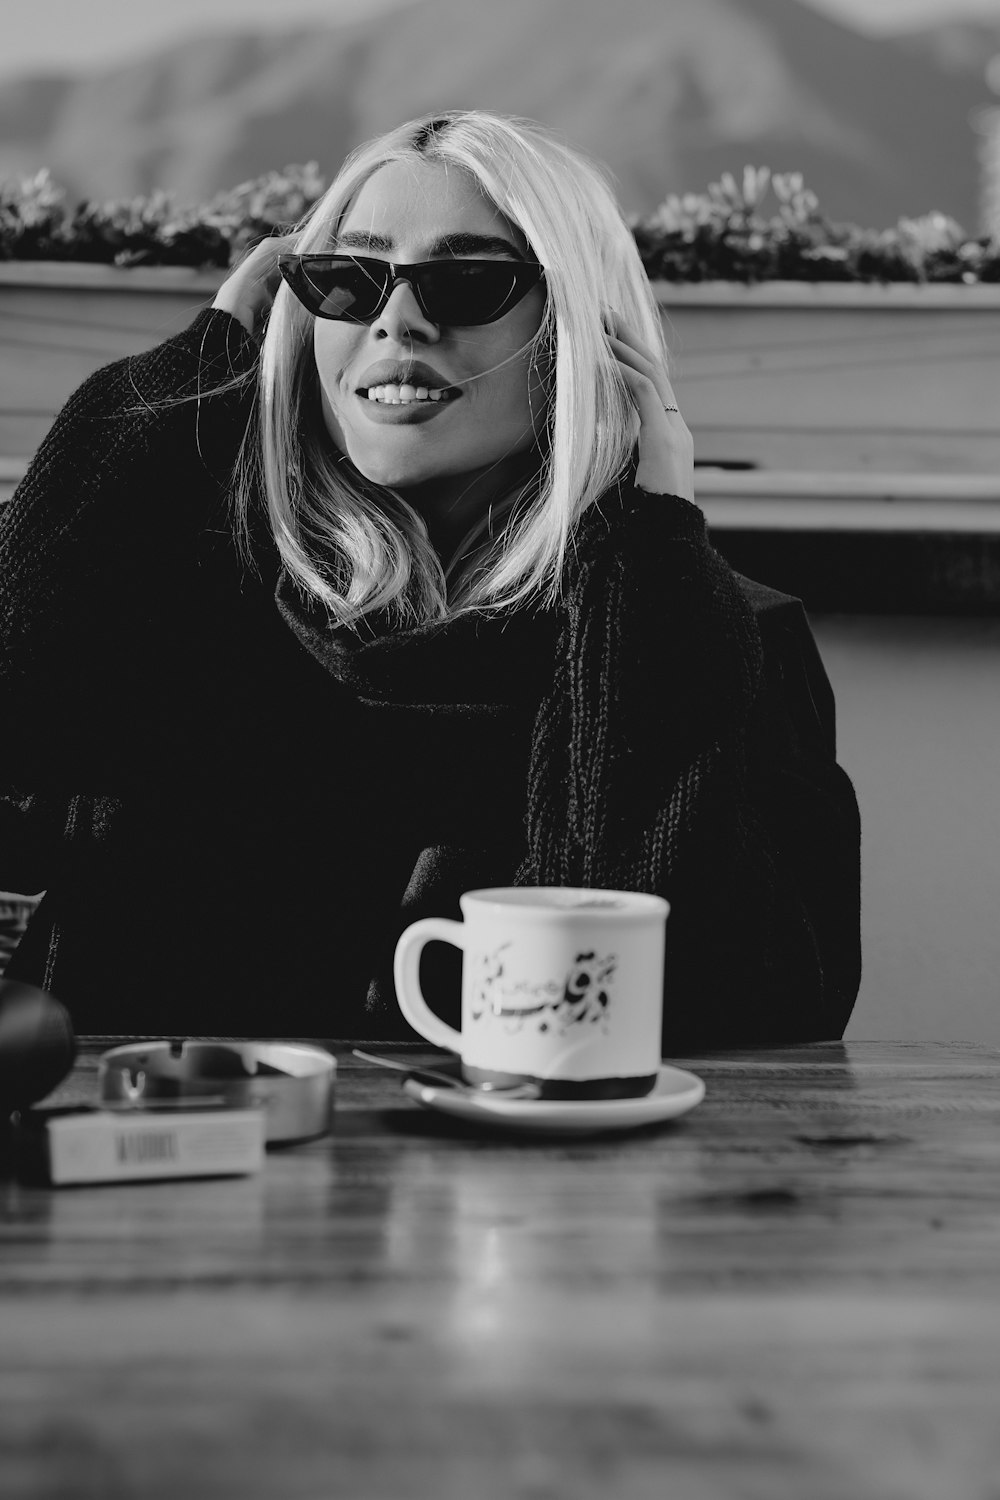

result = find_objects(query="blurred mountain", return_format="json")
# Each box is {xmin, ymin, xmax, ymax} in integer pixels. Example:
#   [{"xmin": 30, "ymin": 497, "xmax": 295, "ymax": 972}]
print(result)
[
  {"xmin": 894, "ymin": 16, "xmax": 1000, "ymax": 77},
  {"xmin": 0, "ymin": 0, "xmax": 995, "ymax": 230}
]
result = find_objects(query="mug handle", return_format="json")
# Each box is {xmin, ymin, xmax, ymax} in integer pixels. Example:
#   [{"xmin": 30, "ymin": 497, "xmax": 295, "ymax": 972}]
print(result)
[{"xmin": 393, "ymin": 917, "xmax": 466, "ymax": 1051}]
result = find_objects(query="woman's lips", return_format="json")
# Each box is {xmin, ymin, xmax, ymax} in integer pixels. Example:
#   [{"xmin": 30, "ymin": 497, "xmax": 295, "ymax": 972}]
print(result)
[{"xmin": 354, "ymin": 390, "xmax": 458, "ymax": 423}]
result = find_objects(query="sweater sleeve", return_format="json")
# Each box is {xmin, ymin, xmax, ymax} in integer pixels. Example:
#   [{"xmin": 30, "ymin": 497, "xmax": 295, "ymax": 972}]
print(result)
[
  {"xmin": 0, "ymin": 307, "xmax": 257, "ymax": 890},
  {"xmin": 519, "ymin": 481, "xmax": 862, "ymax": 1048}
]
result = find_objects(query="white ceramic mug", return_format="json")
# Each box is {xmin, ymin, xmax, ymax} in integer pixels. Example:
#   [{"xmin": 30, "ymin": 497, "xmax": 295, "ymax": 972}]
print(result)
[{"xmin": 393, "ymin": 887, "xmax": 670, "ymax": 1099}]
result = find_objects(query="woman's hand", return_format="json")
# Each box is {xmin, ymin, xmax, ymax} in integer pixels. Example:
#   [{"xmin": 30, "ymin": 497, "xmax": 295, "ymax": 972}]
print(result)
[
  {"xmin": 211, "ymin": 233, "xmax": 299, "ymax": 339},
  {"xmin": 607, "ymin": 311, "xmax": 694, "ymax": 502}
]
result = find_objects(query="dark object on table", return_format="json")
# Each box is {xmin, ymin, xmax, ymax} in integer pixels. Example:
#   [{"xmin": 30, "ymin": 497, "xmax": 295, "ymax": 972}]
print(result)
[
  {"xmin": 0, "ymin": 892, "xmax": 40, "ymax": 977},
  {"xmin": 0, "ymin": 978, "xmax": 76, "ymax": 1112}
]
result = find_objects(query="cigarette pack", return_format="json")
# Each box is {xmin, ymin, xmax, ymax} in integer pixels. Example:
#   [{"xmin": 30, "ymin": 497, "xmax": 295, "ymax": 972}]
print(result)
[{"xmin": 17, "ymin": 1104, "xmax": 265, "ymax": 1185}]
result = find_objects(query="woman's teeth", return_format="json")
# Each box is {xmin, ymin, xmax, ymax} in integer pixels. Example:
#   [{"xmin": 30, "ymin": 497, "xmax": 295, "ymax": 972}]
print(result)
[{"xmin": 364, "ymin": 383, "xmax": 455, "ymax": 404}]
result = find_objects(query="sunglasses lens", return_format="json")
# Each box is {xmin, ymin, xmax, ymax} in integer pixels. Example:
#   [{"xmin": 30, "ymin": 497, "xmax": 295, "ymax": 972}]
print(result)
[
  {"xmin": 298, "ymin": 261, "xmax": 388, "ymax": 321},
  {"xmin": 421, "ymin": 263, "xmax": 525, "ymax": 324}
]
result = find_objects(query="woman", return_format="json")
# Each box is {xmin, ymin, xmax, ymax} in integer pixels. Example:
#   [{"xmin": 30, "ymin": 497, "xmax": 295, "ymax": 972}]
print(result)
[{"xmin": 0, "ymin": 112, "xmax": 860, "ymax": 1046}]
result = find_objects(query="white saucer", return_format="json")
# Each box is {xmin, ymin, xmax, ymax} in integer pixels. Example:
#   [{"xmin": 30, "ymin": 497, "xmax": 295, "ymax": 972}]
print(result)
[{"xmin": 402, "ymin": 1063, "xmax": 705, "ymax": 1136}]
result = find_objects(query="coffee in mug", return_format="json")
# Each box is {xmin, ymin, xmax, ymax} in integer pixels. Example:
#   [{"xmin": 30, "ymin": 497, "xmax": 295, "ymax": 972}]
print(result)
[{"xmin": 393, "ymin": 887, "xmax": 670, "ymax": 1099}]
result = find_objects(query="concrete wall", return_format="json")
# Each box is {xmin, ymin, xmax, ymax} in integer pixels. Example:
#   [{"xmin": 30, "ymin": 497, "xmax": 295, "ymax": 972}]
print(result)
[{"xmin": 813, "ymin": 614, "xmax": 1000, "ymax": 1045}]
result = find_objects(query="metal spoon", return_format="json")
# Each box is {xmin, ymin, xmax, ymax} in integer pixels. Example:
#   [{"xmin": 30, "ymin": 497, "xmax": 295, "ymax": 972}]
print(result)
[{"xmin": 352, "ymin": 1048, "xmax": 540, "ymax": 1098}]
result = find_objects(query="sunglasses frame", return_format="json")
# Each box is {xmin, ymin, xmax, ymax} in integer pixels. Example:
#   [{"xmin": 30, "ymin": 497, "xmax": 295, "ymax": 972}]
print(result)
[{"xmin": 277, "ymin": 253, "xmax": 546, "ymax": 327}]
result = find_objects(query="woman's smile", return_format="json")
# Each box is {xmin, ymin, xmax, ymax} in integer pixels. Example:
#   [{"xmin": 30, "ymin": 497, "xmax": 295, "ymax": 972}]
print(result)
[{"xmin": 351, "ymin": 354, "xmax": 463, "ymax": 422}]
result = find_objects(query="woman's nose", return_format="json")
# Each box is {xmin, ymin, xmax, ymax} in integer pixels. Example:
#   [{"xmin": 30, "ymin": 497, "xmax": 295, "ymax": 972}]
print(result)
[{"xmin": 373, "ymin": 281, "xmax": 439, "ymax": 342}]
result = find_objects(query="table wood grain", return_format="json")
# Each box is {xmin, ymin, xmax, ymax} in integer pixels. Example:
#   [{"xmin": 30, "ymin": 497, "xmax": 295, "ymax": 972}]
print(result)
[{"xmin": 2, "ymin": 1040, "xmax": 999, "ymax": 1500}]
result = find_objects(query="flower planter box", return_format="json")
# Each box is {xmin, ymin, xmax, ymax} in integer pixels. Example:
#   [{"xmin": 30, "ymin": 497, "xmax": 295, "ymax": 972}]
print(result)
[
  {"xmin": 0, "ymin": 262, "xmax": 225, "ymax": 500},
  {"xmin": 654, "ymin": 280, "xmax": 1000, "ymax": 526},
  {"xmin": 650, "ymin": 281, "xmax": 1000, "ymax": 610},
  {"xmin": 3, "ymin": 266, "xmax": 1000, "ymax": 599}
]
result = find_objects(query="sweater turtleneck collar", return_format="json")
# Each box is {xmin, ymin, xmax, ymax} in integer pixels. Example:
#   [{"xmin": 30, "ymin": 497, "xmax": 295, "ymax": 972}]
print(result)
[{"xmin": 274, "ymin": 569, "xmax": 558, "ymax": 712}]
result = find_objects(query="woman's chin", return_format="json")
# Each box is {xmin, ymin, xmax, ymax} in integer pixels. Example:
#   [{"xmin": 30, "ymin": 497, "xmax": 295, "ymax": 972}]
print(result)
[
  {"xmin": 352, "ymin": 461, "xmax": 441, "ymax": 492},
  {"xmin": 344, "ymin": 444, "xmax": 460, "ymax": 494}
]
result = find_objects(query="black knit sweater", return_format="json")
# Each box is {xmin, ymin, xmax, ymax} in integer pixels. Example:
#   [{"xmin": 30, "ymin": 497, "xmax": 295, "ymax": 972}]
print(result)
[{"xmin": 0, "ymin": 308, "xmax": 861, "ymax": 1046}]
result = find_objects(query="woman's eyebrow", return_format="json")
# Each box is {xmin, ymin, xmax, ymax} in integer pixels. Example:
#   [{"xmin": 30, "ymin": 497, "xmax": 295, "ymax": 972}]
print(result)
[
  {"xmin": 333, "ymin": 229, "xmax": 523, "ymax": 258},
  {"xmin": 335, "ymin": 229, "xmax": 393, "ymax": 251},
  {"xmin": 427, "ymin": 232, "xmax": 523, "ymax": 258}
]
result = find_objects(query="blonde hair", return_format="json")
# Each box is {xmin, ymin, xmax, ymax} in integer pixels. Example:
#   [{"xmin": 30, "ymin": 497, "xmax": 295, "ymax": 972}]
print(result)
[{"xmin": 241, "ymin": 110, "xmax": 668, "ymax": 630}]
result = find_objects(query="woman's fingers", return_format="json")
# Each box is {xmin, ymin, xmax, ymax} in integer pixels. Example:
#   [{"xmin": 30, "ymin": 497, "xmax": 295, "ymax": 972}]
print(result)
[
  {"xmin": 606, "ymin": 311, "xmax": 693, "ymax": 501},
  {"xmin": 606, "ymin": 316, "xmax": 682, "ymax": 410},
  {"xmin": 613, "ymin": 349, "xmax": 665, "ymax": 422},
  {"xmin": 212, "ymin": 232, "xmax": 299, "ymax": 338},
  {"xmin": 607, "ymin": 335, "xmax": 679, "ymax": 412},
  {"xmin": 605, "ymin": 310, "xmax": 674, "ymax": 387}
]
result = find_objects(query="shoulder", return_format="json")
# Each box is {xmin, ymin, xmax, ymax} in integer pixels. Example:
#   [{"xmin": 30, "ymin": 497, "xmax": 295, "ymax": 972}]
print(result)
[
  {"xmin": 577, "ymin": 473, "xmax": 708, "ymax": 552},
  {"xmin": 43, "ymin": 307, "xmax": 256, "ymax": 428},
  {"xmin": 559, "ymin": 478, "xmax": 762, "ymax": 716},
  {"xmin": 6, "ymin": 309, "xmax": 256, "ymax": 513},
  {"xmin": 731, "ymin": 573, "xmax": 836, "ymax": 754},
  {"xmin": 733, "ymin": 571, "xmax": 806, "ymax": 630},
  {"xmin": 572, "ymin": 476, "xmax": 752, "ymax": 635},
  {"xmin": 117, "ymin": 306, "xmax": 252, "ymax": 396}
]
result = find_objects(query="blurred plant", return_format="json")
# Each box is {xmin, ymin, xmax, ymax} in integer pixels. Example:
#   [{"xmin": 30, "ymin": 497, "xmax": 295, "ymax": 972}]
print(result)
[
  {"xmin": 2, "ymin": 161, "xmax": 998, "ymax": 281},
  {"xmin": 0, "ymin": 170, "xmax": 67, "ymax": 259},
  {"xmin": 200, "ymin": 162, "xmax": 326, "ymax": 257},
  {"xmin": 62, "ymin": 189, "xmax": 231, "ymax": 268},
  {"xmin": 0, "ymin": 163, "xmax": 327, "ymax": 267},
  {"xmin": 632, "ymin": 167, "xmax": 1000, "ymax": 284}
]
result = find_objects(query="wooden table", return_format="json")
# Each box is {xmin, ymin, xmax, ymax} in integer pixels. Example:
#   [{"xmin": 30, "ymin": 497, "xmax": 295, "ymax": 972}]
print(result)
[{"xmin": 2, "ymin": 1040, "xmax": 999, "ymax": 1500}]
